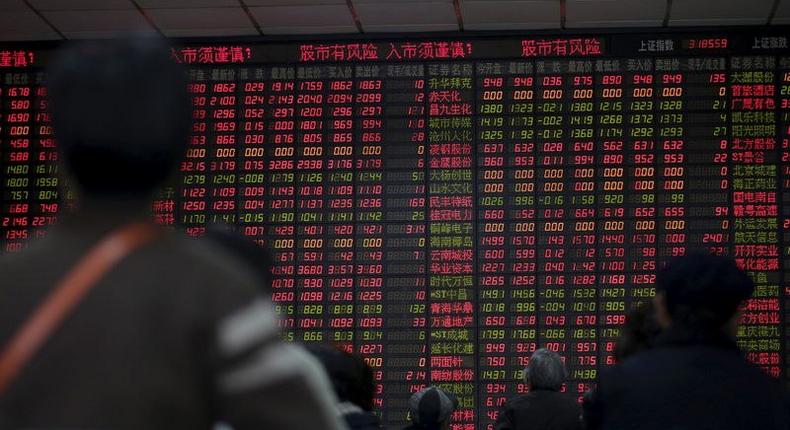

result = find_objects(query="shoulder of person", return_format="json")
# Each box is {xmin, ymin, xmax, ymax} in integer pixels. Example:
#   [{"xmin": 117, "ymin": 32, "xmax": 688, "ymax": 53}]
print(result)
[
  {"xmin": 552, "ymin": 390, "xmax": 580, "ymax": 402},
  {"xmin": 532, "ymin": 390, "xmax": 579, "ymax": 410},
  {"xmin": 610, "ymin": 346, "xmax": 675, "ymax": 376},
  {"xmin": 595, "ymin": 360, "xmax": 633, "ymax": 400},
  {"xmin": 558, "ymin": 391, "xmax": 583, "ymax": 412},
  {"xmin": 159, "ymin": 233, "xmax": 260, "ymax": 288},
  {"xmin": 503, "ymin": 392, "xmax": 535, "ymax": 408},
  {"xmin": 141, "ymin": 232, "xmax": 267, "ymax": 321}
]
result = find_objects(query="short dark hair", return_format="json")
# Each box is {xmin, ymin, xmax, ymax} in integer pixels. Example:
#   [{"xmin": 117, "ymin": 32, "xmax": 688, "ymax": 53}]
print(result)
[
  {"xmin": 47, "ymin": 38, "xmax": 190, "ymax": 197},
  {"xmin": 657, "ymin": 252, "xmax": 754, "ymax": 329},
  {"xmin": 305, "ymin": 344, "xmax": 376, "ymax": 411}
]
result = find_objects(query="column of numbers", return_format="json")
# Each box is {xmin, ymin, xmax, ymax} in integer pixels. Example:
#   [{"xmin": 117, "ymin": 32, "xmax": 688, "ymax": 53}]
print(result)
[
  {"xmin": 534, "ymin": 64, "xmax": 571, "ymax": 387},
  {"xmin": 266, "ymin": 69, "xmax": 297, "ymax": 334},
  {"xmin": 475, "ymin": 63, "xmax": 509, "ymax": 426},
  {"xmin": 595, "ymin": 67, "xmax": 627, "ymax": 373},
  {"xmin": 181, "ymin": 73, "xmax": 210, "ymax": 235},
  {"xmin": 29, "ymin": 78, "xmax": 56, "ymax": 239},
  {"xmin": 567, "ymin": 68, "xmax": 596, "ymax": 397},
  {"xmin": 504, "ymin": 63, "xmax": 538, "ymax": 409},
  {"xmin": 354, "ymin": 69, "xmax": 386, "ymax": 405},
  {"xmin": 325, "ymin": 71, "xmax": 356, "ymax": 352},
  {"xmin": 237, "ymin": 69, "xmax": 267, "ymax": 247},
  {"xmin": 295, "ymin": 72, "xmax": 328, "ymax": 343},
  {"xmin": 2, "ymin": 76, "xmax": 33, "ymax": 251},
  {"xmin": 656, "ymin": 66, "xmax": 688, "ymax": 260},
  {"xmin": 380, "ymin": 64, "xmax": 428, "ymax": 426},
  {"xmin": 625, "ymin": 63, "xmax": 659, "ymax": 321}
]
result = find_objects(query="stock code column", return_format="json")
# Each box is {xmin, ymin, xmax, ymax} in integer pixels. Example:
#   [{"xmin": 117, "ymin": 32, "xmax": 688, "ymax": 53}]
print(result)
[
  {"xmin": 427, "ymin": 62, "xmax": 476, "ymax": 428},
  {"xmin": 730, "ymin": 56, "xmax": 783, "ymax": 377},
  {"xmin": 378, "ymin": 63, "xmax": 428, "ymax": 425}
]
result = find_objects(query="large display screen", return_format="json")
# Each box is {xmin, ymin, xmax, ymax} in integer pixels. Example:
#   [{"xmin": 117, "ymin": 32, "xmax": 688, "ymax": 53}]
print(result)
[{"xmin": 1, "ymin": 29, "xmax": 789, "ymax": 429}]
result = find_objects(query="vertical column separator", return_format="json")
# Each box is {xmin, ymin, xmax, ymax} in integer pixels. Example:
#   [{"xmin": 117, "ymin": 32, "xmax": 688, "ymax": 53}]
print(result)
[
  {"xmin": 471, "ymin": 59, "xmax": 480, "ymax": 429},
  {"xmin": 423, "ymin": 62, "xmax": 432, "ymax": 389}
]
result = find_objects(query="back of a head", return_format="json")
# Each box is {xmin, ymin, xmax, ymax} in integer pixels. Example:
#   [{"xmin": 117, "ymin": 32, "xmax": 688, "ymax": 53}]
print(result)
[
  {"xmin": 305, "ymin": 344, "xmax": 376, "ymax": 411},
  {"xmin": 614, "ymin": 301, "xmax": 663, "ymax": 361},
  {"xmin": 47, "ymin": 37, "xmax": 190, "ymax": 198},
  {"xmin": 525, "ymin": 348, "xmax": 567, "ymax": 391},
  {"xmin": 657, "ymin": 253, "xmax": 754, "ymax": 329},
  {"xmin": 408, "ymin": 386, "xmax": 458, "ymax": 429}
]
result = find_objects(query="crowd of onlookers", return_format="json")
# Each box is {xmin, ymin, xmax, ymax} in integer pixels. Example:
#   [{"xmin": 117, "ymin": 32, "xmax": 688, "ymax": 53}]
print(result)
[
  {"xmin": 0, "ymin": 37, "xmax": 788, "ymax": 430},
  {"xmin": 309, "ymin": 252, "xmax": 789, "ymax": 430}
]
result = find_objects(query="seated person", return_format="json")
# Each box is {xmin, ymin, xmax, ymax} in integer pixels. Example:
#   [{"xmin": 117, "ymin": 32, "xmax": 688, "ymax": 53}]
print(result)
[
  {"xmin": 403, "ymin": 386, "xmax": 458, "ymax": 430},
  {"xmin": 591, "ymin": 253, "xmax": 789, "ymax": 430},
  {"xmin": 495, "ymin": 348, "xmax": 581, "ymax": 430}
]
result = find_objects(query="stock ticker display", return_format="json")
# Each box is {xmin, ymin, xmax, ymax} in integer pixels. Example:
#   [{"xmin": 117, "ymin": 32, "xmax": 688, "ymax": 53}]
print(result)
[{"xmin": 2, "ymin": 30, "xmax": 790, "ymax": 428}]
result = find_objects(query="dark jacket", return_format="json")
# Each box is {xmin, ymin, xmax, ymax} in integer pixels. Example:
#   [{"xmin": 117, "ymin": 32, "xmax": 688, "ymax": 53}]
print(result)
[
  {"xmin": 0, "ymin": 209, "xmax": 344, "ymax": 430},
  {"xmin": 590, "ymin": 326, "xmax": 790, "ymax": 430},
  {"xmin": 495, "ymin": 390, "xmax": 582, "ymax": 430},
  {"xmin": 345, "ymin": 410, "xmax": 382, "ymax": 430}
]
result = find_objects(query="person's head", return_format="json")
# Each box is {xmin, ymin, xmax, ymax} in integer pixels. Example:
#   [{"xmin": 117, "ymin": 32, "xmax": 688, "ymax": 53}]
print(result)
[
  {"xmin": 407, "ymin": 386, "xmax": 458, "ymax": 430},
  {"xmin": 614, "ymin": 301, "xmax": 663, "ymax": 362},
  {"xmin": 654, "ymin": 253, "xmax": 754, "ymax": 335},
  {"xmin": 524, "ymin": 348, "xmax": 567, "ymax": 391},
  {"xmin": 47, "ymin": 37, "xmax": 189, "ymax": 201},
  {"xmin": 305, "ymin": 344, "xmax": 376, "ymax": 412}
]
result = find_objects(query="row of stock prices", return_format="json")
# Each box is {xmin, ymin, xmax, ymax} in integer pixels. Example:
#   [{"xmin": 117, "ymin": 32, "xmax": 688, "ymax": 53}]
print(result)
[{"xmin": 1, "ymin": 30, "xmax": 790, "ymax": 429}]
